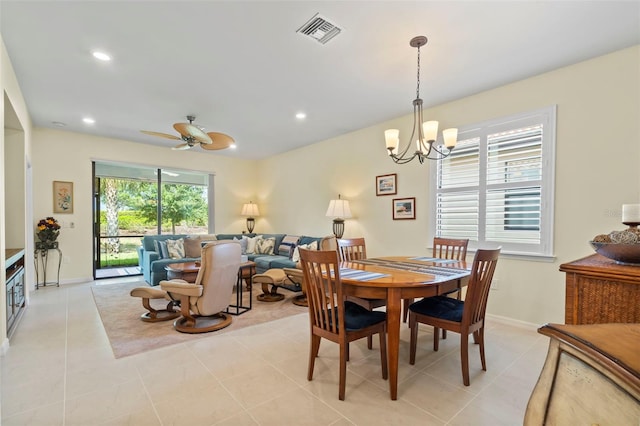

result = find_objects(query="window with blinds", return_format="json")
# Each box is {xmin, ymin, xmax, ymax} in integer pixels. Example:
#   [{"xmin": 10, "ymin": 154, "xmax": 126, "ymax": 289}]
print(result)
[{"xmin": 431, "ymin": 106, "xmax": 556, "ymax": 257}]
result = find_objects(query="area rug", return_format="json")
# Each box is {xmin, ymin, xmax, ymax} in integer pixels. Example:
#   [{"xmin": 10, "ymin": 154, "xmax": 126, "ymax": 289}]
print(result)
[{"xmin": 91, "ymin": 279, "xmax": 307, "ymax": 358}]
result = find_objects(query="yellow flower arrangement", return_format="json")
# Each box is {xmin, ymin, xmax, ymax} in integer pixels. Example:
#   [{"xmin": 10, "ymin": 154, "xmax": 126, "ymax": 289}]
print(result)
[{"xmin": 36, "ymin": 216, "xmax": 61, "ymax": 243}]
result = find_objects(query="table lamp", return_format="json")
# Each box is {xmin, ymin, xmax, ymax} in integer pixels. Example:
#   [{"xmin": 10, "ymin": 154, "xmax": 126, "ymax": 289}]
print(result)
[
  {"xmin": 241, "ymin": 201, "xmax": 260, "ymax": 233},
  {"xmin": 325, "ymin": 195, "xmax": 352, "ymax": 239}
]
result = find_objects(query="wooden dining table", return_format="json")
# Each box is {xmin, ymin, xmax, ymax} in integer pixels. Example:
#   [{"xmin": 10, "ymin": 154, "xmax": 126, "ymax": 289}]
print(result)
[{"xmin": 339, "ymin": 256, "xmax": 470, "ymax": 400}]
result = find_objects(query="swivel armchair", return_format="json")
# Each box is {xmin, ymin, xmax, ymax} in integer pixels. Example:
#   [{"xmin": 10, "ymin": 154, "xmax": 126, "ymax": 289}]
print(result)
[{"xmin": 160, "ymin": 241, "xmax": 241, "ymax": 333}]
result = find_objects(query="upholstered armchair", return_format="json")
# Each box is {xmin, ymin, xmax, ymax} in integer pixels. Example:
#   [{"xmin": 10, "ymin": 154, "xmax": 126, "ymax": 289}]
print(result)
[{"xmin": 160, "ymin": 240, "xmax": 241, "ymax": 333}]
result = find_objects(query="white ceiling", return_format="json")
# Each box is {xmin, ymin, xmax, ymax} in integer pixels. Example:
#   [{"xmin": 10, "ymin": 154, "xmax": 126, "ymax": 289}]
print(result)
[{"xmin": 2, "ymin": 1, "xmax": 639, "ymax": 160}]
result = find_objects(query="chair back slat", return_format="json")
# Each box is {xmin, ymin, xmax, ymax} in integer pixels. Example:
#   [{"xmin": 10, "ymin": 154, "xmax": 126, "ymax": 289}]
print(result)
[
  {"xmin": 462, "ymin": 248, "xmax": 500, "ymax": 326},
  {"xmin": 433, "ymin": 237, "xmax": 469, "ymax": 261},
  {"xmin": 337, "ymin": 237, "xmax": 367, "ymax": 261},
  {"xmin": 300, "ymin": 248, "xmax": 344, "ymax": 335}
]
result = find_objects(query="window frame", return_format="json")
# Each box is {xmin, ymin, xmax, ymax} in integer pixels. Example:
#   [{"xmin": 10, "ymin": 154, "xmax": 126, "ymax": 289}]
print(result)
[{"xmin": 429, "ymin": 105, "xmax": 557, "ymax": 258}]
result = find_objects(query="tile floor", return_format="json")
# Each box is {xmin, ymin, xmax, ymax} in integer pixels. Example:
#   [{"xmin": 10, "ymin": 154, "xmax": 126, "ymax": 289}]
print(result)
[{"xmin": 1, "ymin": 278, "xmax": 549, "ymax": 425}]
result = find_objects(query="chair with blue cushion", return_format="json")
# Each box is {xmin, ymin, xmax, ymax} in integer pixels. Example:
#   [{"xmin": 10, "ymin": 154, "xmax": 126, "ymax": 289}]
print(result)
[
  {"xmin": 408, "ymin": 247, "xmax": 500, "ymax": 386},
  {"xmin": 299, "ymin": 247, "xmax": 388, "ymax": 400},
  {"xmin": 338, "ymin": 237, "xmax": 386, "ymax": 350},
  {"xmin": 402, "ymin": 237, "xmax": 469, "ymax": 334}
]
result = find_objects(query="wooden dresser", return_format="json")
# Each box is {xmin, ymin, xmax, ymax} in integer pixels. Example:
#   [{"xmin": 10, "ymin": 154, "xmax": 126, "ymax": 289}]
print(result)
[
  {"xmin": 525, "ymin": 323, "xmax": 640, "ymax": 425},
  {"xmin": 559, "ymin": 254, "xmax": 640, "ymax": 324}
]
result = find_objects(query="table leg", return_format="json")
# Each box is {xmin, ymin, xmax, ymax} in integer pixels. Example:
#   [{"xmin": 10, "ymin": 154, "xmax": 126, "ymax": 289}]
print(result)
[{"xmin": 386, "ymin": 287, "xmax": 401, "ymax": 400}]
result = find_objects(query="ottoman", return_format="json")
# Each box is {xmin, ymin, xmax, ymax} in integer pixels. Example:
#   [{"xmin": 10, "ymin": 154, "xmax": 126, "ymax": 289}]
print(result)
[
  {"xmin": 130, "ymin": 286, "xmax": 180, "ymax": 322},
  {"xmin": 253, "ymin": 268, "xmax": 307, "ymax": 306}
]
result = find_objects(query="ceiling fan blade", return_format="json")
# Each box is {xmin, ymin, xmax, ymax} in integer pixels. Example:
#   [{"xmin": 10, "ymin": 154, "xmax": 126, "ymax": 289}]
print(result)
[
  {"xmin": 202, "ymin": 132, "xmax": 235, "ymax": 150},
  {"xmin": 141, "ymin": 130, "xmax": 182, "ymax": 140},
  {"xmin": 173, "ymin": 123, "xmax": 212, "ymax": 145},
  {"xmin": 171, "ymin": 143, "xmax": 192, "ymax": 151}
]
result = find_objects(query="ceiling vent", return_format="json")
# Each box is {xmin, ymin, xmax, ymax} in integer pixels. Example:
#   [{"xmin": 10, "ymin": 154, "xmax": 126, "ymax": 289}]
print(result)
[{"xmin": 296, "ymin": 13, "xmax": 342, "ymax": 45}]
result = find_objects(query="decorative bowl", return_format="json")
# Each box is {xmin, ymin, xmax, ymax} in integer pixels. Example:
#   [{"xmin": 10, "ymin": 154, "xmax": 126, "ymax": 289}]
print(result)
[{"xmin": 589, "ymin": 241, "xmax": 640, "ymax": 265}]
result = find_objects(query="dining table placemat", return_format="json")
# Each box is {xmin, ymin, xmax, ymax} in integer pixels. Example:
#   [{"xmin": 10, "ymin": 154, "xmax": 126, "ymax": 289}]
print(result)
[
  {"xmin": 336, "ymin": 268, "xmax": 390, "ymax": 281},
  {"xmin": 409, "ymin": 256, "xmax": 459, "ymax": 264},
  {"xmin": 354, "ymin": 258, "xmax": 469, "ymax": 279}
]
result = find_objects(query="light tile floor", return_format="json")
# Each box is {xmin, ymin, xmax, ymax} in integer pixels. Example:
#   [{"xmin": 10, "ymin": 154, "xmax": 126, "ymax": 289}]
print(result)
[{"xmin": 1, "ymin": 279, "xmax": 549, "ymax": 425}]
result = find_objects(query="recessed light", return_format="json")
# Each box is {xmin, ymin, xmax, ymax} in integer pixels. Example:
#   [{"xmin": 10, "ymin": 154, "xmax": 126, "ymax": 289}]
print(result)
[
  {"xmin": 230, "ymin": 143, "xmax": 237, "ymax": 149},
  {"xmin": 92, "ymin": 51, "xmax": 111, "ymax": 61},
  {"xmin": 295, "ymin": 112, "xmax": 306, "ymax": 119},
  {"xmin": 83, "ymin": 117, "xmax": 95, "ymax": 124},
  {"xmin": 52, "ymin": 121, "xmax": 66, "ymax": 127}
]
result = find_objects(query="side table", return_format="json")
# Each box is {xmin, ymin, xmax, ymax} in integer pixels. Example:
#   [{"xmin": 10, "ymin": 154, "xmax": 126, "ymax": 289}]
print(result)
[
  {"xmin": 34, "ymin": 241, "xmax": 61, "ymax": 289},
  {"xmin": 226, "ymin": 261, "xmax": 256, "ymax": 315}
]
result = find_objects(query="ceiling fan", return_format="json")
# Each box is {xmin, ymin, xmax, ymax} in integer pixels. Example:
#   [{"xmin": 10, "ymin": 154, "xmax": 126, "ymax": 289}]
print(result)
[{"xmin": 141, "ymin": 115, "xmax": 234, "ymax": 151}]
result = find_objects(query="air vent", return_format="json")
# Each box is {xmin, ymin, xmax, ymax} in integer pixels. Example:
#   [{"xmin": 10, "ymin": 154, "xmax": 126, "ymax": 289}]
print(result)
[{"xmin": 296, "ymin": 13, "xmax": 342, "ymax": 44}]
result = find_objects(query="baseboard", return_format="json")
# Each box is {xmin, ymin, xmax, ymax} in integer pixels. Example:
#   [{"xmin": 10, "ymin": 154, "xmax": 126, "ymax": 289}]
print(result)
[{"xmin": 486, "ymin": 313, "xmax": 541, "ymax": 331}]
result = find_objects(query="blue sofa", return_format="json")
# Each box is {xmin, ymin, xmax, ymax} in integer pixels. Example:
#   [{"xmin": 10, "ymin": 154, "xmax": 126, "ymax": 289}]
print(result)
[{"xmin": 137, "ymin": 233, "xmax": 324, "ymax": 286}]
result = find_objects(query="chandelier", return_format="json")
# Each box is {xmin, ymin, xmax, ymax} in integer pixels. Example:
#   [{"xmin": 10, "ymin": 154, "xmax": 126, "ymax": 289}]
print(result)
[{"xmin": 385, "ymin": 36, "xmax": 457, "ymax": 164}]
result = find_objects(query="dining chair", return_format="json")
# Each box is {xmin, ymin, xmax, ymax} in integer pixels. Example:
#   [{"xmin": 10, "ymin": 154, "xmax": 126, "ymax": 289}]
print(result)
[
  {"xmin": 299, "ymin": 247, "xmax": 388, "ymax": 400},
  {"xmin": 337, "ymin": 237, "xmax": 386, "ymax": 349},
  {"xmin": 408, "ymin": 247, "xmax": 500, "ymax": 386},
  {"xmin": 402, "ymin": 237, "xmax": 469, "ymax": 333}
]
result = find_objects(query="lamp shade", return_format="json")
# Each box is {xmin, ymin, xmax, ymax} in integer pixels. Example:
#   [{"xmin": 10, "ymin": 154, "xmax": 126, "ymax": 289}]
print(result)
[
  {"xmin": 241, "ymin": 202, "xmax": 260, "ymax": 217},
  {"xmin": 325, "ymin": 198, "xmax": 352, "ymax": 219}
]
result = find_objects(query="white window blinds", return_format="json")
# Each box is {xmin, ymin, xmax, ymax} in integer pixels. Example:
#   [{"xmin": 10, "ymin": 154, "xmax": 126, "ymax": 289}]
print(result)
[{"xmin": 432, "ymin": 106, "xmax": 556, "ymax": 257}]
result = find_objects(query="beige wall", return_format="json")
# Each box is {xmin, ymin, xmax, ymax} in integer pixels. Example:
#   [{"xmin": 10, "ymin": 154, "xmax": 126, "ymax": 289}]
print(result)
[
  {"xmin": 1, "ymin": 36, "xmax": 33, "ymax": 354},
  {"xmin": 31, "ymin": 129, "xmax": 260, "ymax": 283},
  {"xmin": 6, "ymin": 39, "xmax": 640, "ymax": 331},
  {"xmin": 259, "ymin": 45, "xmax": 640, "ymax": 325}
]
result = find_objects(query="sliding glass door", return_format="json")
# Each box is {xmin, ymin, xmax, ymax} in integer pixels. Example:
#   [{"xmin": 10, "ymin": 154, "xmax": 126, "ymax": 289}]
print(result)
[{"xmin": 92, "ymin": 161, "xmax": 213, "ymax": 279}]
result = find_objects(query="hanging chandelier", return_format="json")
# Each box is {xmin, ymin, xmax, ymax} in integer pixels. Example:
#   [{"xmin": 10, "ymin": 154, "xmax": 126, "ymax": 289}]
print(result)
[{"xmin": 385, "ymin": 36, "xmax": 457, "ymax": 164}]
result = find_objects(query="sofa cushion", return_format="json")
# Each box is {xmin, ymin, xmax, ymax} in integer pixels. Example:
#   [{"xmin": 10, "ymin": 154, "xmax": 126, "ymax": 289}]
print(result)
[
  {"xmin": 154, "ymin": 240, "xmax": 169, "ymax": 259},
  {"xmin": 246, "ymin": 235, "xmax": 262, "ymax": 254},
  {"xmin": 233, "ymin": 236, "xmax": 249, "ymax": 254},
  {"xmin": 255, "ymin": 237, "xmax": 276, "ymax": 254},
  {"xmin": 292, "ymin": 240, "xmax": 318, "ymax": 262},
  {"xmin": 278, "ymin": 235, "xmax": 300, "ymax": 258},
  {"xmin": 183, "ymin": 236, "xmax": 202, "ymax": 258},
  {"xmin": 253, "ymin": 234, "xmax": 286, "ymax": 250},
  {"xmin": 166, "ymin": 238, "xmax": 185, "ymax": 259},
  {"xmin": 269, "ymin": 257, "xmax": 298, "ymax": 270},
  {"xmin": 215, "ymin": 233, "xmax": 247, "ymax": 241},
  {"xmin": 143, "ymin": 234, "xmax": 189, "ymax": 251},
  {"xmin": 299, "ymin": 236, "xmax": 323, "ymax": 246},
  {"xmin": 253, "ymin": 255, "xmax": 289, "ymax": 272}
]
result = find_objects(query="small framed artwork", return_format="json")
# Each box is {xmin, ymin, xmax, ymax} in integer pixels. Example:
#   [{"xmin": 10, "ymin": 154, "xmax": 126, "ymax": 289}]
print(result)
[
  {"xmin": 376, "ymin": 173, "xmax": 397, "ymax": 196},
  {"xmin": 53, "ymin": 181, "xmax": 74, "ymax": 214},
  {"xmin": 392, "ymin": 197, "xmax": 415, "ymax": 220}
]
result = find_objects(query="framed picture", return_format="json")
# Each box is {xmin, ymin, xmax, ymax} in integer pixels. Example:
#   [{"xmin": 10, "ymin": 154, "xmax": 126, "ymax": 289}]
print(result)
[
  {"xmin": 53, "ymin": 181, "xmax": 74, "ymax": 214},
  {"xmin": 376, "ymin": 173, "xmax": 397, "ymax": 196},
  {"xmin": 392, "ymin": 197, "xmax": 415, "ymax": 220}
]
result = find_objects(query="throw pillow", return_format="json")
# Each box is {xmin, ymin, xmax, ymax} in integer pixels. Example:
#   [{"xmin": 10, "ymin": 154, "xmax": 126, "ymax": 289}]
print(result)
[
  {"xmin": 183, "ymin": 236, "xmax": 202, "ymax": 258},
  {"xmin": 166, "ymin": 238, "xmax": 185, "ymax": 259},
  {"xmin": 278, "ymin": 235, "xmax": 300, "ymax": 258},
  {"xmin": 291, "ymin": 240, "xmax": 318, "ymax": 262},
  {"xmin": 154, "ymin": 240, "xmax": 169, "ymax": 259},
  {"xmin": 255, "ymin": 237, "xmax": 276, "ymax": 255},
  {"xmin": 246, "ymin": 235, "xmax": 262, "ymax": 254},
  {"xmin": 233, "ymin": 236, "xmax": 248, "ymax": 254}
]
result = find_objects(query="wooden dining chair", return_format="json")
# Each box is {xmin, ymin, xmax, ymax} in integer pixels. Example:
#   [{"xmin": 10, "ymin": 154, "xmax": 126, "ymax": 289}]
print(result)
[
  {"xmin": 338, "ymin": 237, "xmax": 386, "ymax": 349},
  {"xmin": 402, "ymin": 237, "xmax": 469, "ymax": 333},
  {"xmin": 408, "ymin": 248, "xmax": 500, "ymax": 386},
  {"xmin": 299, "ymin": 248, "xmax": 388, "ymax": 400}
]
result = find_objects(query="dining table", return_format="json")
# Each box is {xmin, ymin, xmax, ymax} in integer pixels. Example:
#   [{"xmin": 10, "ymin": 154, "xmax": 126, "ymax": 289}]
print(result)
[{"xmin": 339, "ymin": 256, "xmax": 471, "ymax": 400}]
